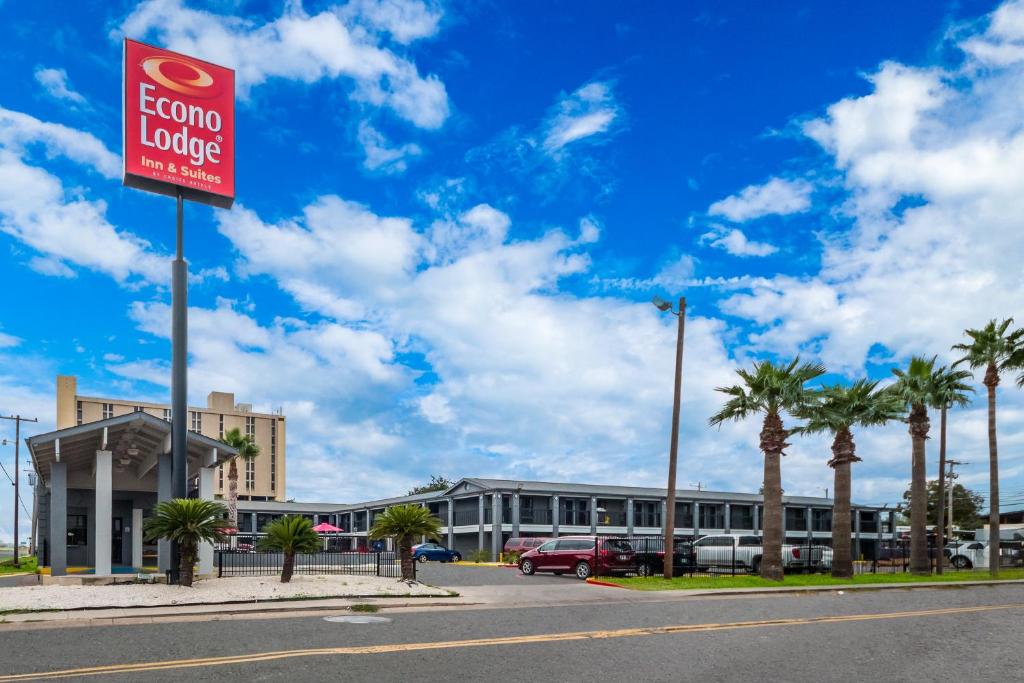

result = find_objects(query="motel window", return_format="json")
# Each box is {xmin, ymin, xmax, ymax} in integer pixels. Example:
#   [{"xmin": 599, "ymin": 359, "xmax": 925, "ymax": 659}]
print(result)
[
  {"xmin": 812, "ymin": 509, "xmax": 832, "ymax": 532},
  {"xmin": 245, "ymin": 416, "xmax": 256, "ymax": 439},
  {"xmin": 218, "ymin": 465, "xmax": 223, "ymax": 489},
  {"xmin": 731, "ymin": 505, "xmax": 754, "ymax": 530},
  {"xmin": 163, "ymin": 408, "xmax": 171, "ymax": 422},
  {"xmin": 785, "ymin": 507, "xmax": 808, "ymax": 532},
  {"xmin": 675, "ymin": 502, "xmax": 693, "ymax": 527},
  {"xmin": 102, "ymin": 403, "xmax": 113, "ymax": 420},
  {"xmin": 245, "ymin": 458, "xmax": 255, "ymax": 491},
  {"xmin": 76, "ymin": 401, "xmax": 83, "ymax": 426},
  {"xmin": 699, "ymin": 504, "xmax": 725, "ymax": 529},
  {"xmin": 67, "ymin": 515, "xmax": 88, "ymax": 546},
  {"xmin": 190, "ymin": 411, "xmax": 202, "ymax": 433},
  {"xmin": 133, "ymin": 405, "xmax": 143, "ymax": 413},
  {"xmin": 218, "ymin": 414, "xmax": 224, "ymax": 439},
  {"xmin": 633, "ymin": 501, "xmax": 661, "ymax": 528}
]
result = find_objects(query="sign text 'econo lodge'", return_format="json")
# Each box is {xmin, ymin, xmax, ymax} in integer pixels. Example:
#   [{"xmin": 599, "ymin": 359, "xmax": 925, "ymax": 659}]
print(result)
[{"xmin": 123, "ymin": 39, "xmax": 235, "ymax": 208}]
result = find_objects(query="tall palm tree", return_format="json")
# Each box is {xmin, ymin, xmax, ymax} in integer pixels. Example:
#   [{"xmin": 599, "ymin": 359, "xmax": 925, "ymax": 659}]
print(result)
[
  {"xmin": 794, "ymin": 380, "xmax": 903, "ymax": 579},
  {"xmin": 257, "ymin": 516, "xmax": 322, "ymax": 583},
  {"xmin": 709, "ymin": 358, "xmax": 826, "ymax": 581},
  {"xmin": 220, "ymin": 427, "xmax": 260, "ymax": 529},
  {"xmin": 369, "ymin": 504, "xmax": 443, "ymax": 580},
  {"xmin": 931, "ymin": 367, "xmax": 973, "ymax": 574},
  {"xmin": 952, "ymin": 318, "xmax": 1024, "ymax": 577},
  {"xmin": 143, "ymin": 499, "xmax": 231, "ymax": 587},
  {"xmin": 890, "ymin": 356, "xmax": 945, "ymax": 575}
]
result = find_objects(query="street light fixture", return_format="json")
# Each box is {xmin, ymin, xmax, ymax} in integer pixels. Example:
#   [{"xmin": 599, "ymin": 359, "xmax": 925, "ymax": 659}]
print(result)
[{"xmin": 651, "ymin": 295, "xmax": 686, "ymax": 579}]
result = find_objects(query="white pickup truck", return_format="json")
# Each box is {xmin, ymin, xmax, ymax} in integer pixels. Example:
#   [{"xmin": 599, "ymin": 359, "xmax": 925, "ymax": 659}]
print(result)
[{"xmin": 692, "ymin": 534, "xmax": 825, "ymax": 574}]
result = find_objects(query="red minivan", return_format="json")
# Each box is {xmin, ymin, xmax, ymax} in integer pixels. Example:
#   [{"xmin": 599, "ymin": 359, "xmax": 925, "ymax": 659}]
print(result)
[
  {"xmin": 518, "ymin": 535, "xmax": 635, "ymax": 580},
  {"xmin": 503, "ymin": 536, "xmax": 551, "ymax": 555}
]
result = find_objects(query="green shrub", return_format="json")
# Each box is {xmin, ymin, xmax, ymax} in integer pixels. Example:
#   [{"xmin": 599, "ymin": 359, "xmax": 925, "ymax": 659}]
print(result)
[{"xmin": 468, "ymin": 549, "xmax": 491, "ymax": 563}]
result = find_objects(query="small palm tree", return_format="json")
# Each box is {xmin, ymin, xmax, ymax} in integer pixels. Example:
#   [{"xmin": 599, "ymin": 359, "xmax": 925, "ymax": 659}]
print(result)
[
  {"xmin": 143, "ymin": 499, "xmax": 231, "ymax": 587},
  {"xmin": 931, "ymin": 367, "xmax": 973, "ymax": 574},
  {"xmin": 369, "ymin": 505, "xmax": 443, "ymax": 581},
  {"xmin": 257, "ymin": 516, "xmax": 321, "ymax": 583},
  {"xmin": 890, "ymin": 356, "xmax": 945, "ymax": 575},
  {"xmin": 952, "ymin": 319, "xmax": 1023, "ymax": 577},
  {"xmin": 709, "ymin": 358, "xmax": 825, "ymax": 581},
  {"xmin": 794, "ymin": 380, "xmax": 903, "ymax": 579},
  {"xmin": 220, "ymin": 427, "xmax": 260, "ymax": 529}
]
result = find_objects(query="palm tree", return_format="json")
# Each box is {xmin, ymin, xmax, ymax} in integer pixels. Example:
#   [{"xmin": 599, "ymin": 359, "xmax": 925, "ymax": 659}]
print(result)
[
  {"xmin": 369, "ymin": 504, "xmax": 443, "ymax": 581},
  {"xmin": 143, "ymin": 499, "xmax": 231, "ymax": 587},
  {"xmin": 890, "ymin": 356, "xmax": 945, "ymax": 575},
  {"xmin": 709, "ymin": 358, "xmax": 826, "ymax": 581},
  {"xmin": 952, "ymin": 319, "xmax": 1024, "ymax": 577},
  {"xmin": 256, "ymin": 516, "xmax": 322, "ymax": 583},
  {"xmin": 220, "ymin": 427, "xmax": 260, "ymax": 529},
  {"xmin": 794, "ymin": 380, "xmax": 903, "ymax": 579},
  {"xmin": 931, "ymin": 367, "xmax": 973, "ymax": 574}
]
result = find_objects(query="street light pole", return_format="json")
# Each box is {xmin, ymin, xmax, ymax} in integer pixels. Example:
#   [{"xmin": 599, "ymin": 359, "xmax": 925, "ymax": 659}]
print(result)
[
  {"xmin": 652, "ymin": 296, "xmax": 686, "ymax": 579},
  {"xmin": 169, "ymin": 187, "xmax": 189, "ymax": 583}
]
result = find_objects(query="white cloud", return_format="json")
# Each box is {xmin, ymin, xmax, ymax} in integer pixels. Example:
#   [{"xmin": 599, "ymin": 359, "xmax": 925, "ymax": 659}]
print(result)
[
  {"xmin": 0, "ymin": 148, "xmax": 166, "ymax": 284},
  {"xmin": 0, "ymin": 332, "xmax": 20, "ymax": 349},
  {"xmin": 217, "ymin": 197, "xmax": 421, "ymax": 319},
  {"xmin": 357, "ymin": 121, "xmax": 422, "ymax": 173},
  {"xmin": 961, "ymin": 0, "xmax": 1024, "ymax": 65},
  {"xmin": 34, "ymin": 67, "xmax": 87, "ymax": 105},
  {"xmin": 0, "ymin": 107, "xmax": 120, "ymax": 178},
  {"xmin": 708, "ymin": 177, "xmax": 812, "ymax": 222},
  {"xmin": 577, "ymin": 216, "xmax": 601, "ymax": 244},
  {"xmin": 700, "ymin": 226, "xmax": 778, "ymax": 257},
  {"xmin": 117, "ymin": 0, "xmax": 449, "ymax": 129},
  {"xmin": 426, "ymin": 203, "xmax": 510, "ymax": 263},
  {"xmin": 418, "ymin": 392, "xmax": 453, "ymax": 424},
  {"xmin": 543, "ymin": 81, "xmax": 621, "ymax": 153},
  {"xmin": 339, "ymin": 0, "xmax": 443, "ymax": 45}
]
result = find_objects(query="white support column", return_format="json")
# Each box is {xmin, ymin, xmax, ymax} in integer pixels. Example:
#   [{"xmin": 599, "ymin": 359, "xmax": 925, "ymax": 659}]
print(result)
[
  {"xmin": 132, "ymin": 508, "xmax": 144, "ymax": 568},
  {"xmin": 198, "ymin": 467, "xmax": 216, "ymax": 576},
  {"xmin": 94, "ymin": 450, "xmax": 112, "ymax": 576},
  {"xmin": 626, "ymin": 497, "xmax": 634, "ymax": 535}
]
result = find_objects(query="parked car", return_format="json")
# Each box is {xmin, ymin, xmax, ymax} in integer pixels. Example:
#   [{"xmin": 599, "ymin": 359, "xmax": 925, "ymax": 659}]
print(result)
[
  {"xmin": 630, "ymin": 536, "xmax": 695, "ymax": 576},
  {"xmin": 519, "ymin": 536, "xmax": 635, "ymax": 580},
  {"xmin": 691, "ymin": 534, "xmax": 824, "ymax": 574},
  {"xmin": 503, "ymin": 536, "xmax": 551, "ymax": 556},
  {"xmin": 411, "ymin": 542, "xmax": 462, "ymax": 563},
  {"xmin": 945, "ymin": 541, "xmax": 1023, "ymax": 569}
]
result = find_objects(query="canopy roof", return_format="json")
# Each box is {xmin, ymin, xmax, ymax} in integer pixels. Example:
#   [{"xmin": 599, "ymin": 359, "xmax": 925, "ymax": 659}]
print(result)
[{"xmin": 27, "ymin": 412, "xmax": 237, "ymax": 483}]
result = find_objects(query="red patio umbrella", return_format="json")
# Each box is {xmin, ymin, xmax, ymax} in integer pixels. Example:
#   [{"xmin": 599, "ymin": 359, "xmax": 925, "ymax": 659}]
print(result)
[{"xmin": 312, "ymin": 522, "xmax": 344, "ymax": 533}]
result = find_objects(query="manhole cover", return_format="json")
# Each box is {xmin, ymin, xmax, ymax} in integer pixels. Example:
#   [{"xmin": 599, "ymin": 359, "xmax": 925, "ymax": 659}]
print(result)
[{"xmin": 323, "ymin": 615, "xmax": 391, "ymax": 624}]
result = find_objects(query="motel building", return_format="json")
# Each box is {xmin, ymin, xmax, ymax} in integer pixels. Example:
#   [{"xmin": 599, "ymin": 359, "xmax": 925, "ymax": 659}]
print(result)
[{"xmin": 237, "ymin": 478, "xmax": 892, "ymax": 561}]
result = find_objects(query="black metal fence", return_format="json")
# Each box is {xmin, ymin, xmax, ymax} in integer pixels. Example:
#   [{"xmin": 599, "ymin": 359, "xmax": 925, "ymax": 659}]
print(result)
[{"xmin": 217, "ymin": 549, "xmax": 404, "ymax": 579}]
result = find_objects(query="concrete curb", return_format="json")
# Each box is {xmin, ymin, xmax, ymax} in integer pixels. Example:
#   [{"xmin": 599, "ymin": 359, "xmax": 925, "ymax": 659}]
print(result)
[{"xmin": 598, "ymin": 578, "xmax": 1024, "ymax": 597}]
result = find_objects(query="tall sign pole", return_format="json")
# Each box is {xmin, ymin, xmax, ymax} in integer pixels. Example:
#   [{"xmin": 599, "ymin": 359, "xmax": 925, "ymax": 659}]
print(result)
[
  {"xmin": 1, "ymin": 414, "xmax": 39, "ymax": 568},
  {"xmin": 123, "ymin": 39, "xmax": 234, "ymax": 582}
]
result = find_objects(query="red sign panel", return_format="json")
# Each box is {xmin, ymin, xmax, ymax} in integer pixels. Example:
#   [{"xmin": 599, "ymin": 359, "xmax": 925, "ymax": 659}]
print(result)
[{"xmin": 123, "ymin": 39, "xmax": 234, "ymax": 208}]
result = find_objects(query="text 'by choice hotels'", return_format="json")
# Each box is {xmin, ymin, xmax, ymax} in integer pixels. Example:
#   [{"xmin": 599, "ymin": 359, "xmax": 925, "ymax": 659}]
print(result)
[{"xmin": 123, "ymin": 39, "xmax": 235, "ymax": 208}]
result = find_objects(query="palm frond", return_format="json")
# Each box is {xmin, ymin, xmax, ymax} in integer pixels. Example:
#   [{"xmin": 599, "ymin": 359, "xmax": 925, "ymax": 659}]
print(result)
[
  {"xmin": 368, "ymin": 504, "xmax": 443, "ymax": 542},
  {"xmin": 257, "ymin": 516, "xmax": 322, "ymax": 554}
]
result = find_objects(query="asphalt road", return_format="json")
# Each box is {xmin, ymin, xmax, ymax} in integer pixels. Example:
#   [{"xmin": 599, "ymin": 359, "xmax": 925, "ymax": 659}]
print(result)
[
  {"xmin": 416, "ymin": 560, "xmax": 568, "ymax": 586},
  {"xmin": 2, "ymin": 583, "xmax": 1023, "ymax": 681}
]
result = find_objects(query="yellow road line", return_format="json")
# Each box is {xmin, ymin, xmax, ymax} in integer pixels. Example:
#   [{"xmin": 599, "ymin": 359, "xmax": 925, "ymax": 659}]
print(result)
[{"xmin": 2, "ymin": 602, "xmax": 1020, "ymax": 681}]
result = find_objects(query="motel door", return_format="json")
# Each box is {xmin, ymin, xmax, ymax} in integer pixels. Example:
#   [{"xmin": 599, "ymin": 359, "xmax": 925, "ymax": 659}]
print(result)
[{"xmin": 112, "ymin": 518, "xmax": 124, "ymax": 565}]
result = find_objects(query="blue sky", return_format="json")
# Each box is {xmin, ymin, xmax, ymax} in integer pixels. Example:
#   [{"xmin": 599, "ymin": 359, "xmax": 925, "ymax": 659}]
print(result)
[{"xmin": 3, "ymin": 0, "xmax": 1024, "ymax": 542}]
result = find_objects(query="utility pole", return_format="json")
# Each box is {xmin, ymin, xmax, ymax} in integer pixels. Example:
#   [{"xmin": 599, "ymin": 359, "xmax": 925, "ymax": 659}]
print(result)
[
  {"xmin": 946, "ymin": 460, "xmax": 965, "ymax": 541},
  {"xmin": 0, "ymin": 415, "xmax": 39, "ymax": 568},
  {"xmin": 652, "ymin": 295, "xmax": 686, "ymax": 580}
]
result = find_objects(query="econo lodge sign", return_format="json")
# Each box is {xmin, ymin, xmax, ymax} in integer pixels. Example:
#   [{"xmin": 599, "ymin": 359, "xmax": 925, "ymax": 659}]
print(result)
[{"xmin": 123, "ymin": 39, "xmax": 235, "ymax": 208}]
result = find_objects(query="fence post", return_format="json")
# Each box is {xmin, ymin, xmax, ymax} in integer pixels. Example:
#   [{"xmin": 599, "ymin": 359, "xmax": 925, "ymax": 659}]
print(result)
[
  {"xmin": 375, "ymin": 551, "xmax": 381, "ymax": 577},
  {"xmin": 731, "ymin": 541, "xmax": 736, "ymax": 577},
  {"xmin": 217, "ymin": 550, "xmax": 222, "ymax": 578}
]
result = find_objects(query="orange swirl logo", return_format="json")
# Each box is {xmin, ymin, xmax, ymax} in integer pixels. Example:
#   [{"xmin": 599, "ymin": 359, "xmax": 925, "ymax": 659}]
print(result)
[{"xmin": 141, "ymin": 56, "xmax": 219, "ymax": 98}]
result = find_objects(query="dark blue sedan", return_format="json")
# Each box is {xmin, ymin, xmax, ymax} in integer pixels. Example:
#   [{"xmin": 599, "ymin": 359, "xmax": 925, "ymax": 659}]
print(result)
[{"xmin": 412, "ymin": 542, "xmax": 462, "ymax": 563}]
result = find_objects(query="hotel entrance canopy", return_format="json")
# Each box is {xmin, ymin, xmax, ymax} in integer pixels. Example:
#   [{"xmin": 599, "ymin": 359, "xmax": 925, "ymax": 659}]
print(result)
[{"xmin": 27, "ymin": 411, "xmax": 237, "ymax": 577}]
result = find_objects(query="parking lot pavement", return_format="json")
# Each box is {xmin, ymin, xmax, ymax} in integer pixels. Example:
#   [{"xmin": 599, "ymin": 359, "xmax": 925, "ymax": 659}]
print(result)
[{"xmin": 414, "ymin": 561, "xmax": 569, "ymax": 587}]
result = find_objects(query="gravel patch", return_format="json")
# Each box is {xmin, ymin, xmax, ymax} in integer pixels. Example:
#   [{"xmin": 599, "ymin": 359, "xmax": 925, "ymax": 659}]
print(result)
[{"xmin": 0, "ymin": 575, "xmax": 442, "ymax": 611}]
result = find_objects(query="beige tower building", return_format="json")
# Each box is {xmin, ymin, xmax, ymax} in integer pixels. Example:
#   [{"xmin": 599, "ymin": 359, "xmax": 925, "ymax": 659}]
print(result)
[{"xmin": 56, "ymin": 375, "xmax": 286, "ymax": 501}]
